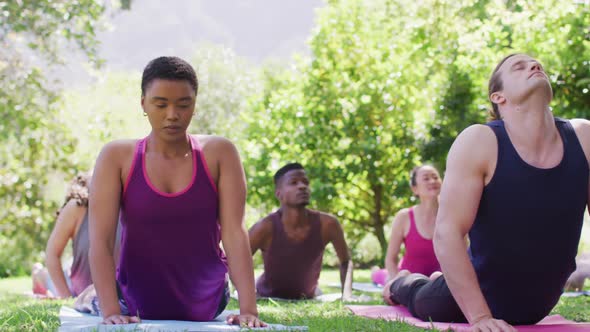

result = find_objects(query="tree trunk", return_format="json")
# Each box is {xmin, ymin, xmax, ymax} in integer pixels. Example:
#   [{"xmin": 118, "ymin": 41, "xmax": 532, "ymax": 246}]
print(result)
[{"xmin": 372, "ymin": 183, "xmax": 387, "ymax": 261}]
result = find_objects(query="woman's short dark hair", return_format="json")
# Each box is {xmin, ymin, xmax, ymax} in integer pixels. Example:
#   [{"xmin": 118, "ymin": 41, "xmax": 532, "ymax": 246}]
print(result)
[{"xmin": 141, "ymin": 56, "xmax": 198, "ymax": 96}]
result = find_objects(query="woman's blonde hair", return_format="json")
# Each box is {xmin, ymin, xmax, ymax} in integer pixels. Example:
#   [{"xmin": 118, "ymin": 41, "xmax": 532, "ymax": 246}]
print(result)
[{"xmin": 56, "ymin": 172, "xmax": 91, "ymax": 216}]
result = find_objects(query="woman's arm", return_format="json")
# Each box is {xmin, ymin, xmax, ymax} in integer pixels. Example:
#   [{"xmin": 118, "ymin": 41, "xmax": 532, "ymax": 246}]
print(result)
[
  {"xmin": 89, "ymin": 142, "xmax": 138, "ymax": 324},
  {"xmin": 45, "ymin": 200, "xmax": 85, "ymax": 298},
  {"xmin": 215, "ymin": 138, "xmax": 265, "ymax": 328},
  {"xmin": 384, "ymin": 211, "xmax": 408, "ymax": 280}
]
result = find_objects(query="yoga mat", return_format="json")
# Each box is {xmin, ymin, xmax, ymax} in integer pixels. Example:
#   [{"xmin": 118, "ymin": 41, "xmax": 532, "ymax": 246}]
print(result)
[
  {"xmin": 59, "ymin": 306, "xmax": 308, "ymax": 332},
  {"xmin": 346, "ymin": 305, "xmax": 590, "ymax": 331},
  {"xmin": 327, "ymin": 282, "xmax": 383, "ymax": 293},
  {"xmin": 315, "ymin": 293, "xmax": 373, "ymax": 303},
  {"xmin": 231, "ymin": 292, "xmax": 350, "ymax": 302},
  {"xmin": 315, "ymin": 293, "xmax": 342, "ymax": 302},
  {"xmin": 562, "ymin": 290, "xmax": 590, "ymax": 297}
]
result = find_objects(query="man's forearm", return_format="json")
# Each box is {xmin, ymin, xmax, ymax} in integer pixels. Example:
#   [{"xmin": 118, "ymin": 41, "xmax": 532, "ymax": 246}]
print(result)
[
  {"xmin": 340, "ymin": 259, "xmax": 353, "ymax": 300},
  {"xmin": 339, "ymin": 260, "xmax": 349, "ymax": 288},
  {"xmin": 435, "ymin": 231, "xmax": 492, "ymax": 323}
]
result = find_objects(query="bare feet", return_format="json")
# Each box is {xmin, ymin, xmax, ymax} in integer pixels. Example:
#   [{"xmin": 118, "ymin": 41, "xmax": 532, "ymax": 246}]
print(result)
[
  {"xmin": 565, "ymin": 260, "xmax": 590, "ymax": 291},
  {"xmin": 74, "ymin": 284, "xmax": 97, "ymax": 313},
  {"xmin": 31, "ymin": 263, "xmax": 49, "ymax": 296},
  {"xmin": 429, "ymin": 271, "xmax": 443, "ymax": 280},
  {"xmin": 382, "ymin": 270, "xmax": 410, "ymax": 305}
]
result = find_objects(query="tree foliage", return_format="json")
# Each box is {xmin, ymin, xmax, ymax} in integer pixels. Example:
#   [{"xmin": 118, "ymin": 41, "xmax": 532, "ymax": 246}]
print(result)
[
  {"xmin": 59, "ymin": 71, "xmax": 149, "ymax": 168},
  {"xmin": 423, "ymin": 0, "xmax": 590, "ymax": 170},
  {"xmin": 189, "ymin": 44, "xmax": 263, "ymax": 142},
  {"xmin": 246, "ymin": 0, "xmax": 590, "ymax": 262},
  {"xmin": 0, "ymin": 0, "xmax": 108, "ymax": 276},
  {"xmin": 1, "ymin": 0, "xmax": 588, "ymax": 274}
]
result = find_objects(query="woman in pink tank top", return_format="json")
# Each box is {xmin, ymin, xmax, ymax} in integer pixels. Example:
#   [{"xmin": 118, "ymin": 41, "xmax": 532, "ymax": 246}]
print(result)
[{"xmin": 372, "ymin": 165, "xmax": 442, "ymax": 286}]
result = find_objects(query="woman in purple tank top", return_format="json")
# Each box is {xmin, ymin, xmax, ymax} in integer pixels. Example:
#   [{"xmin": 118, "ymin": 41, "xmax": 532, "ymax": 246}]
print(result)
[
  {"xmin": 88, "ymin": 56, "xmax": 265, "ymax": 327},
  {"xmin": 372, "ymin": 165, "xmax": 442, "ymax": 288}
]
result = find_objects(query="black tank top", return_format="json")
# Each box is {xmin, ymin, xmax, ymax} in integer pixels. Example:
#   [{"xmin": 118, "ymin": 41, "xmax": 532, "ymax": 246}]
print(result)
[{"xmin": 469, "ymin": 118, "xmax": 589, "ymax": 324}]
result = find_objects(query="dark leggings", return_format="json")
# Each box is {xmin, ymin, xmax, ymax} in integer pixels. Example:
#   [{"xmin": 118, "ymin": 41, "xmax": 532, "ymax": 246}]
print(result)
[
  {"xmin": 213, "ymin": 280, "xmax": 230, "ymax": 318},
  {"xmin": 89, "ymin": 280, "xmax": 230, "ymax": 319},
  {"xmin": 389, "ymin": 273, "xmax": 467, "ymax": 323}
]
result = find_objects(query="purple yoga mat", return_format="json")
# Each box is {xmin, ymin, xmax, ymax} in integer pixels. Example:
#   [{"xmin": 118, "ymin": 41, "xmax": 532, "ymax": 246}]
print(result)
[{"xmin": 346, "ymin": 305, "xmax": 590, "ymax": 331}]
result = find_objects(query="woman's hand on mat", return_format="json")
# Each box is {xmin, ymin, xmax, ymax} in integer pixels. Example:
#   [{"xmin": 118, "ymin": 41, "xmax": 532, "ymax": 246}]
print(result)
[
  {"xmin": 470, "ymin": 316, "xmax": 516, "ymax": 332},
  {"xmin": 102, "ymin": 314, "xmax": 140, "ymax": 324},
  {"xmin": 226, "ymin": 313, "xmax": 267, "ymax": 328}
]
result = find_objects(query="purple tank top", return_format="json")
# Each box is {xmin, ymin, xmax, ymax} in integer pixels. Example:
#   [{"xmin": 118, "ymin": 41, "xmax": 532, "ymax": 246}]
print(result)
[
  {"xmin": 399, "ymin": 207, "xmax": 440, "ymax": 275},
  {"xmin": 256, "ymin": 210, "xmax": 324, "ymax": 299},
  {"xmin": 117, "ymin": 135, "xmax": 228, "ymax": 321}
]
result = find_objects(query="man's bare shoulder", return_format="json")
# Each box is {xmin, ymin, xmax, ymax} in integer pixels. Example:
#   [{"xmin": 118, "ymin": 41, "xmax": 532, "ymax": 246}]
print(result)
[
  {"xmin": 454, "ymin": 124, "xmax": 496, "ymax": 148},
  {"xmin": 448, "ymin": 124, "xmax": 497, "ymax": 166},
  {"xmin": 570, "ymin": 118, "xmax": 590, "ymax": 128},
  {"xmin": 570, "ymin": 119, "xmax": 590, "ymax": 163},
  {"xmin": 314, "ymin": 210, "xmax": 343, "ymax": 230},
  {"xmin": 570, "ymin": 118, "xmax": 590, "ymax": 140},
  {"xmin": 314, "ymin": 210, "xmax": 337, "ymax": 221},
  {"xmin": 249, "ymin": 214, "xmax": 274, "ymax": 234}
]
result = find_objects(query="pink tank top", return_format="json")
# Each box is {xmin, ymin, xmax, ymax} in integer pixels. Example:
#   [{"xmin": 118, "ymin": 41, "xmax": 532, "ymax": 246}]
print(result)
[{"xmin": 398, "ymin": 207, "xmax": 440, "ymax": 276}]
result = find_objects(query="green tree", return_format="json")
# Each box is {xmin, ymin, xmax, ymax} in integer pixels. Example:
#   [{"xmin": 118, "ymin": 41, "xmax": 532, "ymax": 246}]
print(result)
[
  {"xmin": 245, "ymin": 0, "xmax": 590, "ymax": 263},
  {"xmin": 504, "ymin": 0, "xmax": 590, "ymax": 119},
  {"xmin": 422, "ymin": 64, "xmax": 480, "ymax": 171},
  {"xmin": 188, "ymin": 43, "xmax": 263, "ymax": 142},
  {"xmin": 421, "ymin": 0, "xmax": 590, "ymax": 170},
  {"xmin": 245, "ymin": 0, "xmax": 435, "ymax": 260},
  {"xmin": 0, "ymin": 0, "xmax": 109, "ymax": 276},
  {"xmin": 242, "ymin": 63, "xmax": 301, "ymax": 216},
  {"xmin": 59, "ymin": 71, "xmax": 150, "ymax": 168}
]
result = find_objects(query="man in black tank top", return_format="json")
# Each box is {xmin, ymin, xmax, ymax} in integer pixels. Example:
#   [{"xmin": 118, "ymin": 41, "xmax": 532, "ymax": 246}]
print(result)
[
  {"xmin": 384, "ymin": 54, "xmax": 590, "ymax": 331},
  {"xmin": 249, "ymin": 163, "xmax": 352, "ymax": 300}
]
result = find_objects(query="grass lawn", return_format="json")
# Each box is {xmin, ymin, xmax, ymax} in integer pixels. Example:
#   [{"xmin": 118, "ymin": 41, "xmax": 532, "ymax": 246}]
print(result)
[{"xmin": 1, "ymin": 269, "xmax": 590, "ymax": 331}]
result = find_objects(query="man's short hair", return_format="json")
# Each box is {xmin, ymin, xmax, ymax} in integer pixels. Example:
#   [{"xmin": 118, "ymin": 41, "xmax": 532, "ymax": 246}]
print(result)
[{"xmin": 274, "ymin": 163, "xmax": 305, "ymax": 186}]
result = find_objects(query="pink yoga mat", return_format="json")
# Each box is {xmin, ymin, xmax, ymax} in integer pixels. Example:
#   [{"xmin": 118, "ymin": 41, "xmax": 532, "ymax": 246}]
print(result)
[{"xmin": 346, "ymin": 305, "xmax": 590, "ymax": 331}]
